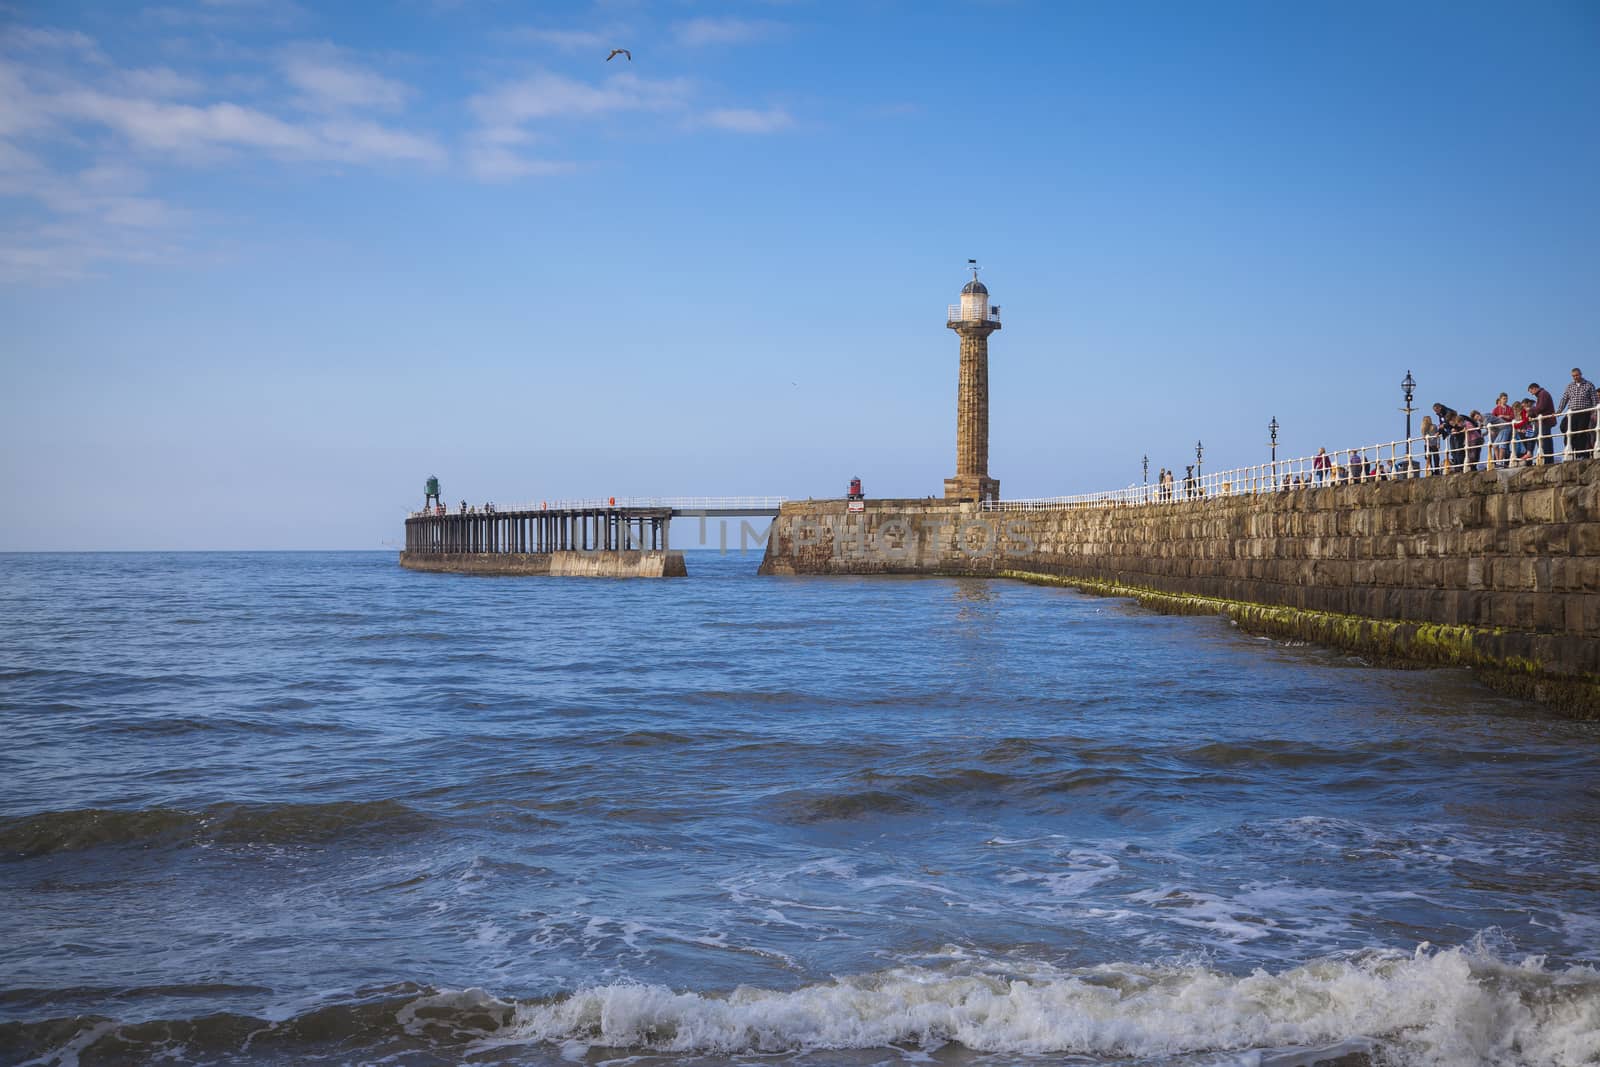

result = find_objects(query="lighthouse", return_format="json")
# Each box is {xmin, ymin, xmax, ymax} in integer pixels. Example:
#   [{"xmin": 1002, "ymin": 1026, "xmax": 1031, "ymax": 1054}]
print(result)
[{"xmin": 943, "ymin": 263, "xmax": 1001, "ymax": 503}]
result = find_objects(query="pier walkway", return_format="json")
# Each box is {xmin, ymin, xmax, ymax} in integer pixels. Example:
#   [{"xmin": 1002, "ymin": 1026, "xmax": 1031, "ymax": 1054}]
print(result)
[{"xmin": 403, "ymin": 497, "xmax": 784, "ymax": 556}]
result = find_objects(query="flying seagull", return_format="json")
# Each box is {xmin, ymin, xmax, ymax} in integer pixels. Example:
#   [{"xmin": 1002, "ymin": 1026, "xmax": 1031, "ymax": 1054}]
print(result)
[{"xmin": 607, "ymin": 48, "xmax": 631, "ymax": 62}]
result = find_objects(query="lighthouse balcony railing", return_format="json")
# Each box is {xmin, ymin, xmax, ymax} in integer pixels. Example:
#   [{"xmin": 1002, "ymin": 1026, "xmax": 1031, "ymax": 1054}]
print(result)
[{"xmin": 947, "ymin": 305, "xmax": 1001, "ymax": 325}]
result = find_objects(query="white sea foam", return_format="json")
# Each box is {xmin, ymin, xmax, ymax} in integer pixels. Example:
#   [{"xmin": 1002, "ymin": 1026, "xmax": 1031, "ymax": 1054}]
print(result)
[
  {"xmin": 13, "ymin": 1018, "xmax": 119, "ymax": 1067},
  {"xmin": 1556, "ymin": 911, "xmax": 1600, "ymax": 956},
  {"xmin": 467, "ymin": 920, "xmax": 509, "ymax": 947},
  {"xmin": 463, "ymin": 944, "xmax": 1600, "ymax": 1065},
  {"xmin": 560, "ymin": 913, "xmax": 799, "ymax": 969},
  {"xmin": 1255, "ymin": 815, "xmax": 1589, "ymax": 877}
]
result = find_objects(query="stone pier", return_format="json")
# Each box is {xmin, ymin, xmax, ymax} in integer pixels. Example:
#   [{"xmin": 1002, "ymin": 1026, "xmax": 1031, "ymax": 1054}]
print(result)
[
  {"xmin": 759, "ymin": 463, "xmax": 1600, "ymax": 716},
  {"xmin": 398, "ymin": 550, "xmax": 686, "ymax": 578}
]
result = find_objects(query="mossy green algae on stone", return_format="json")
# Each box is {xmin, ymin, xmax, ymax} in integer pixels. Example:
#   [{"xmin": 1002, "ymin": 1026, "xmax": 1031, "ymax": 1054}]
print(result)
[{"xmin": 996, "ymin": 570, "xmax": 1599, "ymax": 719}]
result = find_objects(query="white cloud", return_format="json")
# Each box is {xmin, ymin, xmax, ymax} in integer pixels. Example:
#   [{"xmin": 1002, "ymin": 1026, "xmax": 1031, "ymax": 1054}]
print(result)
[
  {"xmin": 281, "ymin": 41, "xmax": 409, "ymax": 112},
  {"xmin": 462, "ymin": 123, "xmax": 572, "ymax": 180},
  {"xmin": 142, "ymin": 1, "xmax": 308, "ymax": 30},
  {"xmin": 0, "ymin": 139, "xmax": 47, "ymax": 190},
  {"xmin": 700, "ymin": 107, "xmax": 792, "ymax": 134},
  {"xmin": 0, "ymin": 22, "xmax": 451, "ymax": 279},
  {"xmin": 673, "ymin": 17, "xmax": 780, "ymax": 47},
  {"xmin": 465, "ymin": 142, "xmax": 576, "ymax": 181},
  {"xmin": 0, "ymin": 26, "xmax": 107, "ymax": 63},
  {"xmin": 56, "ymin": 89, "xmax": 322, "ymax": 154},
  {"xmin": 463, "ymin": 70, "xmax": 796, "ymax": 178},
  {"xmin": 0, "ymin": 60, "xmax": 52, "ymax": 136},
  {"xmin": 0, "ymin": 148, "xmax": 184, "ymax": 281},
  {"xmin": 462, "ymin": 71, "xmax": 693, "ymax": 181},
  {"xmin": 7, "ymin": 46, "xmax": 443, "ymax": 165},
  {"xmin": 117, "ymin": 66, "xmax": 206, "ymax": 97},
  {"xmin": 470, "ymin": 71, "xmax": 692, "ymax": 124},
  {"xmin": 509, "ymin": 27, "xmax": 613, "ymax": 52},
  {"xmin": 319, "ymin": 117, "xmax": 443, "ymax": 163}
]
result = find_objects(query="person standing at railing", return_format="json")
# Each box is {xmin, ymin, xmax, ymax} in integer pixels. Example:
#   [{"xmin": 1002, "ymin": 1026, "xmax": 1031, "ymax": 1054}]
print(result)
[
  {"xmin": 1557, "ymin": 367, "xmax": 1596, "ymax": 460},
  {"xmin": 1447, "ymin": 414, "xmax": 1468, "ymax": 471},
  {"xmin": 1489, "ymin": 393, "xmax": 1516, "ymax": 468},
  {"xmin": 1527, "ymin": 382, "xmax": 1557, "ymax": 463},
  {"xmin": 1463, "ymin": 411, "xmax": 1485, "ymax": 471},
  {"xmin": 1420, "ymin": 416, "xmax": 1441, "ymax": 474},
  {"xmin": 1432, "ymin": 404, "xmax": 1460, "ymax": 471},
  {"xmin": 1312, "ymin": 447, "xmax": 1331, "ymax": 486},
  {"xmin": 1512, "ymin": 400, "xmax": 1537, "ymax": 465}
]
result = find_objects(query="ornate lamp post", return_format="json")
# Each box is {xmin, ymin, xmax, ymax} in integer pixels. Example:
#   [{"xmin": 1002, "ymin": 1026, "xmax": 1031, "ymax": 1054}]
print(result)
[
  {"xmin": 1142, "ymin": 454, "xmax": 1149, "ymax": 484},
  {"xmin": 1401, "ymin": 370, "xmax": 1417, "ymax": 458},
  {"xmin": 1269, "ymin": 416, "xmax": 1279, "ymax": 488},
  {"xmin": 1195, "ymin": 440, "xmax": 1204, "ymax": 479}
]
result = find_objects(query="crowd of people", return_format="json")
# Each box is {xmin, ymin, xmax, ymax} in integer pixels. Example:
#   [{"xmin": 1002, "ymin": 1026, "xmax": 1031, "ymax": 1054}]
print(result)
[
  {"xmin": 1145, "ymin": 368, "xmax": 1597, "ymax": 500},
  {"xmin": 1297, "ymin": 368, "xmax": 1598, "ymax": 486},
  {"xmin": 1420, "ymin": 369, "xmax": 1596, "ymax": 473}
]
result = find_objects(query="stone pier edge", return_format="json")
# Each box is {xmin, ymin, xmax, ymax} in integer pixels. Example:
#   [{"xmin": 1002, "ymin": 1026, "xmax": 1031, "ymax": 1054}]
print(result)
[
  {"xmin": 398, "ymin": 550, "xmax": 687, "ymax": 578},
  {"xmin": 995, "ymin": 569, "xmax": 1600, "ymax": 718}
]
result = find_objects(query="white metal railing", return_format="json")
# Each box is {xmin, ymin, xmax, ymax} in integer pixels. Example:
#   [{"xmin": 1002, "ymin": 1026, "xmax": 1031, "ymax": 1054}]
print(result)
[
  {"xmin": 409, "ymin": 496, "xmax": 787, "ymax": 519},
  {"xmin": 984, "ymin": 402, "xmax": 1600, "ymax": 511},
  {"xmin": 947, "ymin": 304, "xmax": 1001, "ymax": 325}
]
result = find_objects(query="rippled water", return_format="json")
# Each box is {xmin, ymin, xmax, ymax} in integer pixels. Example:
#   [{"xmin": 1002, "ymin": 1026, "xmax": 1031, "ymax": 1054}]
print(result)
[{"xmin": 2, "ymin": 551, "xmax": 1598, "ymax": 1066}]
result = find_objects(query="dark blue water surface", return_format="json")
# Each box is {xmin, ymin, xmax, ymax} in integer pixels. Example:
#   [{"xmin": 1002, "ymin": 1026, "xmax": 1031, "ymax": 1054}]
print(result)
[{"xmin": 2, "ymin": 551, "xmax": 1598, "ymax": 1066}]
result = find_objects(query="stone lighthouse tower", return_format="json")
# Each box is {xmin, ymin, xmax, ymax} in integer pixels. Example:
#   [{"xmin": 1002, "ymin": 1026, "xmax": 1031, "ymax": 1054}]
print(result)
[{"xmin": 943, "ymin": 263, "xmax": 1002, "ymax": 503}]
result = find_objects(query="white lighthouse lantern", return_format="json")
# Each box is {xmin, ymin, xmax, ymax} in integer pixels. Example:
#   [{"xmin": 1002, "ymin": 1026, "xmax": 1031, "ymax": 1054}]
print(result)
[{"xmin": 949, "ymin": 261, "xmax": 1000, "ymax": 325}]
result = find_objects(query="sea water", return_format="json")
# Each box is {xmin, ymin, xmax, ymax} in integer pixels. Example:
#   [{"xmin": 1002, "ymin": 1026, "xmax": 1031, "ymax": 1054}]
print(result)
[{"xmin": 1, "ymin": 550, "xmax": 1597, "ymax": 1066}]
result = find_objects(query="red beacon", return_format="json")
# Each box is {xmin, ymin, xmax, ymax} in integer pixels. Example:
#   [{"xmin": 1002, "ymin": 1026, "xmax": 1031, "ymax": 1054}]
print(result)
[{"xmin": 847, "ymin": 476, "xmax": 864, "ymax": 501}]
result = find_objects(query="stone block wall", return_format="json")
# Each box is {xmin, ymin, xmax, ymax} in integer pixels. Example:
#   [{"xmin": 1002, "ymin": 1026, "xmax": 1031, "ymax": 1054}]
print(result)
[
  {"xmin": 759, "ymin": 463, "xmax": 1600, "ymax": 709},
  {"xmin": 399, "ymin": 550, "xmax": 686, "ymax": 578}
]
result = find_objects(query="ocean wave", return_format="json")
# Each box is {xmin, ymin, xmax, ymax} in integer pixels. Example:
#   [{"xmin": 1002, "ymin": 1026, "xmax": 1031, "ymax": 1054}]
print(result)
[
  {"xmin": 777, "ymin": 788, "xmax": 927, "ymax": 823},
  {"xmin": 1182, "ymin": 740, "xmax": 1373, "ymax": 770},
  {"xmin": 0, "ymin": 799, "xmax": 434, "ymax": 857},
  {"xmin": 461, "ymin": 946, "xmax": 1600, "ymax": 1064},
  {"xmin": 99, "ymin": 710, "xmax": 355, "ymax": 738},
  {"xmin": 5, "ymin": 946, "xmax": 1597, "ymax": 1066},
  {"xmin": 791, "ymin": 766, "xmax": 1135, "ymax": 811},
  {"xmin": 979, "ymin": 736, "xmax": 1052, "ymax": 762},
  {"xmin": 611, "ymin": 729, "xmax": 696, "ymax": 747}
]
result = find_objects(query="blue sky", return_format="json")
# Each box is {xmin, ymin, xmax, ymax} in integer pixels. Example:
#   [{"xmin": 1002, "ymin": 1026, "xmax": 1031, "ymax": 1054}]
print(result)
[{"xmin": 3, "ymin": 0, "xmax": 1596, "ymax": 550}]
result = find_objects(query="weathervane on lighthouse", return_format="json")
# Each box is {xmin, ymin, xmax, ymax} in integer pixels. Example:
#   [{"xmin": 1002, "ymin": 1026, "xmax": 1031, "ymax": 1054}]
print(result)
[{"xmin": 943, "ymin": 260, "xmax": 1002, "ymax": 503}]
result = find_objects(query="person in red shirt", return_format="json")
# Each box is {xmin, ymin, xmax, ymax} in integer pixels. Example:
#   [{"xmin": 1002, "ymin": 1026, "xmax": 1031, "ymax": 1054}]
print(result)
[
  {"xmin": 1512, "ymin": 400, "xmax": 1535, "ymax": 465},
  {"xmin": 1489, "ymin": 392, "xmax": 1516, "ymax": 468}
]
